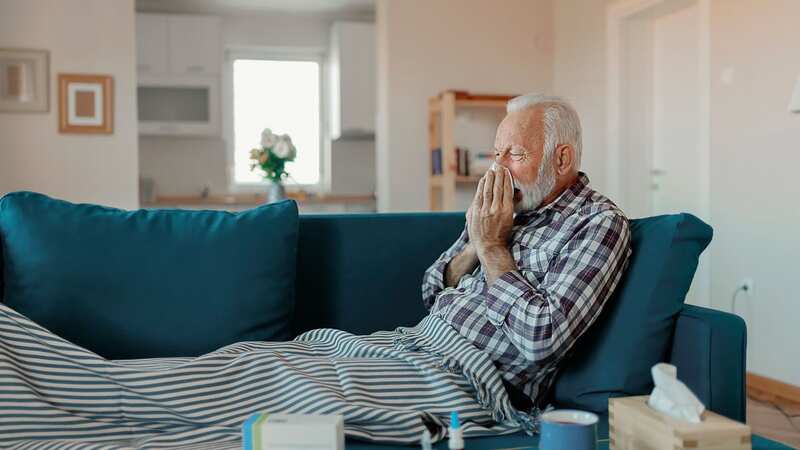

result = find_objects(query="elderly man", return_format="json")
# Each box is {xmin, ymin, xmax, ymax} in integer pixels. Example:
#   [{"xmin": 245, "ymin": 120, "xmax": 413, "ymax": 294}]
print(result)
[{"xmin": 422, "ymin": 94, "xmax": 632, "ymax": 410}]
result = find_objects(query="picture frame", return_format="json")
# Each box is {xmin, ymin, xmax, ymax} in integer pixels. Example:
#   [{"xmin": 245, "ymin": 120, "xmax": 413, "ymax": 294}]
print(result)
[
  {"xmin": 0, "ymin": 48, "xmax": 49, "ymax": 113},
  {"xmin": 58, "ymin": 73, "xmax": 114, "ymax": 134}
]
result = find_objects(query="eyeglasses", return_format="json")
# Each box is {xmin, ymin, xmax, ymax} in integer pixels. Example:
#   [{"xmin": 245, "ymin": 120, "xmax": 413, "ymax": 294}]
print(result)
[{"xmin": 495, "ymin": 145, "xmax": 531, "ymax": 162}]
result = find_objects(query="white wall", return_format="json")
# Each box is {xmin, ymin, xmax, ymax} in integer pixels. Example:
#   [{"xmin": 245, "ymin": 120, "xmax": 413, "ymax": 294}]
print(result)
[
  {"xmin": 553, "ymin": 0, "xmax": 800, "ymax": 385},
  {"xmin": 376, "ymin": 0, "xmax": 554, "ymax": 212},
  {"xmin": 222, "ymin": 13, "xmax": 330, "ymax": 49},
  {"xmin": 0, "ymin": 0, "xmax": 139, "ymax": 209},
  {"xmin": 552, "ymin": 0, "xmax": 614, "ymax": 194},
  {"xmin": 139, "ymin": 136, "xmax": 228, "ymax": 197},
  {"xmin": 708, "ymin": 0, "xmax": 800, "ymax": 385},
  {"xmin": 330, "ymin": 138, "xmax": 375, "ymax": 195}
]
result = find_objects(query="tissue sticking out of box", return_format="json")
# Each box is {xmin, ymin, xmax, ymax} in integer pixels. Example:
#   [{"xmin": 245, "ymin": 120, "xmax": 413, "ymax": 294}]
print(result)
[{"xmin": 647, "ymin": 363, "xmax": 705, "ymax": 423}]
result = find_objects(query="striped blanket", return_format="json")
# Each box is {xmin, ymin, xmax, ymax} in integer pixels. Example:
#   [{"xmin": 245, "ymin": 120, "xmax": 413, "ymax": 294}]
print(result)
[{"xmin": 0, "ymin": 304, "xmax": 536, "ymax": 449}]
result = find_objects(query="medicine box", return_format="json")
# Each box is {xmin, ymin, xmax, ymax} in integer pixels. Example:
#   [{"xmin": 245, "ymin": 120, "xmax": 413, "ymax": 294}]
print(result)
[
  {"xmin": 242, "ymin": 413, "xmax": 344, "ymax": 450},
  {"xmin": 609, "ymin": 396, "xmax": 751, "ymax": 450}
]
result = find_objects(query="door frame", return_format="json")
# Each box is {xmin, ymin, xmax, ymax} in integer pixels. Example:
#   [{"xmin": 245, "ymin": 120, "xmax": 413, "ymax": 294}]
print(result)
[
  {"xmin": 606, "ymin": 0, "xmax": 712, "ymax": 306},
  {"xmin": 606, "ymin": 0, "xmax": 710, "ymax": 218}
]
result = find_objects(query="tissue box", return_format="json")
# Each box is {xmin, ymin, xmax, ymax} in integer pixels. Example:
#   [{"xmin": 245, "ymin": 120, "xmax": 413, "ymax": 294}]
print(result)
[
  {"xmin": 609, "ymin": 396, "xmax": 751, "ymax": 450},
  {"xmin": 242, "ymin": 413, "xmax": 344, "ymax": 450}
]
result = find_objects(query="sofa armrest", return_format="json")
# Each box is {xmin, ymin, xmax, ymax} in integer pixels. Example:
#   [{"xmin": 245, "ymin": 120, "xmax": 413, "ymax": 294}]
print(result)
[
  {"xmin": 0, "ymin": 232, "xmax": 4, "ymax": 299},
  {"xmin": 668, "ymin": 304, "xmax": 747, "ymax": 422}
]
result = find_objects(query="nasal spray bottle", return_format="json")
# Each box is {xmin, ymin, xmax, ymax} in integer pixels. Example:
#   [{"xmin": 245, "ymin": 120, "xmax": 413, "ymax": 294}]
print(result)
[
  {"xmin": 420, "ymin": 428, "xmax": 432, "ymax": 450},
  {"xmin": 448, "ymin": 411, "xmax": 464, "ymax": 450}
]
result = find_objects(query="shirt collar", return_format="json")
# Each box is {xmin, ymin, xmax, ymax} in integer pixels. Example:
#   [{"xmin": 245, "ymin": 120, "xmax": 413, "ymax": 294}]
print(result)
[{"xmin": 514, "ymin": 171, "xmax": 592, "ymax": 222}]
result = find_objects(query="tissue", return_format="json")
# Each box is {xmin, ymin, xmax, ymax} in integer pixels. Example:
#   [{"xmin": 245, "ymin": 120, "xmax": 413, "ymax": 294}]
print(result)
[{"xmin": 647, "ymin": 363, "xmax": 705, "ymax": 423}]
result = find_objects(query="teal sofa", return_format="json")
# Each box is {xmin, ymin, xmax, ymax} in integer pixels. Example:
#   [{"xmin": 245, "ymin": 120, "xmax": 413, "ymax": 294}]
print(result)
[{"xmin": 1, "ymin": 199, "xmax": 770, "ymax": 449}]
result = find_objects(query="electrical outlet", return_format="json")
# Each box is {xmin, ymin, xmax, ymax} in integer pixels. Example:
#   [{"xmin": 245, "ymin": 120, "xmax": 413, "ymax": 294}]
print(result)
[{"xmin": 738, "ymin": 278, "xmax": 754, "ymax": 295}]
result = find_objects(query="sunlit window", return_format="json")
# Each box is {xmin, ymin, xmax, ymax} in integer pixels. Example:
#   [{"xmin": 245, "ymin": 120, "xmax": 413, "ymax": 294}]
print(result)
[{"xmin": 233, "ymin": 59, "xmax": 320, "ymax": 185}]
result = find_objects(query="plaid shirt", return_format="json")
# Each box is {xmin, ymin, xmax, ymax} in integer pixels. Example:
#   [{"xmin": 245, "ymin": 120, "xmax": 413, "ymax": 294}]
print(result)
[{"xmin": 422, "ymin": 172, "xmax": 631, "ymax": 407}]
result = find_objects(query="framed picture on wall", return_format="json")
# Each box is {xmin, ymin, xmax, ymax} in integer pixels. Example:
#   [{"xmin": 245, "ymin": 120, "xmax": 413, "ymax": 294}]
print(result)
[
  {"xmin": 0, "ymin": 48, "xmax": 49, "ymax": 113},
  {"xmin": 58, "ymin": 73, "xmax": 113, "ymax": 134}
]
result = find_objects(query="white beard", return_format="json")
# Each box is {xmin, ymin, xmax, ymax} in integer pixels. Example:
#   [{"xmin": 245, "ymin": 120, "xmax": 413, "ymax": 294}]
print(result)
[{"xmin": 514, "ymin": 158, "xmax": 557, "ymax": 213}]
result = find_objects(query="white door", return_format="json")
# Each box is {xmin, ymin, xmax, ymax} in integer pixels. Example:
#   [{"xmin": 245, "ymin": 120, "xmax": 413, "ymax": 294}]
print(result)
[
  {"xmin": 651, "ymin": 3, "xmax": 703, "ymax": 216},
  {"xmin": 649, "ymin": 2, "xmax": 710, "ymax": 306},
  {"xmin": 614, "ymin": 0, "xmax": 710, "ymax": 307}
]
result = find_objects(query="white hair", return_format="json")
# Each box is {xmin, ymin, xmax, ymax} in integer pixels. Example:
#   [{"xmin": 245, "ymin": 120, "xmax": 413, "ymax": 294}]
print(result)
[{"xmin": 506, "ymin": 94, "xmax": 583, "ymax": 169}]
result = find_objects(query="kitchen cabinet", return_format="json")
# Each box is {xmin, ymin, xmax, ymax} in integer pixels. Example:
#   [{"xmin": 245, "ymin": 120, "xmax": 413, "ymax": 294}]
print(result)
[
  {"xmin": 135, "ymin": 14, "xmax": 168, "ymax": 75},
  {"xmin": 136, "ymin": 14, "xmax": 220, "ymax": 76},
  {"xmin": 329, "ymin": 21, "xmax": 375, "ymax": 139},
  {"xmin": 137, "ymin": 76, "xmax": 219, "ymax": 136},
  {"xmin": 167, "ymin": 16, "xmax": 221, "ymax": 75},
  {"xmin": 135, "ymin": 13, "xmax": 221, "ymax": 136}
]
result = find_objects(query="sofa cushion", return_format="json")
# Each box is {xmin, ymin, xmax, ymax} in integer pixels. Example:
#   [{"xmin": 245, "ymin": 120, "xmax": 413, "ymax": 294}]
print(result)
[
  {"xmin": 0, "ymin": 192, "xmax": 298, "ymax": 359},
  {"xmin": 551, "ymin": 213, "xmax": 712, "ymax": 412}
]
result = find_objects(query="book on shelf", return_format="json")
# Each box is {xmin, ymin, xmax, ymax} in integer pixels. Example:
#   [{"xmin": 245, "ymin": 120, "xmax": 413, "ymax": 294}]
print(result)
[
  {"xmin": 431, "ymin": 148, "xmax": 442, "ymax": 175},
  {"xmin": 456, "ymin": 147, "xmax": 470, "ymax": 176},
  {"xmin": 432, "ymin": 147, "xmax": 493, "ymax": 177}
]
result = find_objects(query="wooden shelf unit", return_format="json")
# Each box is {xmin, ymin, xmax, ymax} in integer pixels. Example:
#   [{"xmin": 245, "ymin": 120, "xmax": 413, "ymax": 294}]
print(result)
[{"xmin": 428, "ymin": 91, "xmax": 515, "ymax": 211}]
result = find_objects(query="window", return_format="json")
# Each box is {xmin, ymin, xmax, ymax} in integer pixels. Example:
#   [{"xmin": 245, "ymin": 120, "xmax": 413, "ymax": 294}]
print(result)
[{"xmin": 232, "ymin": 58, "xmax": 321, "ymax": 185}]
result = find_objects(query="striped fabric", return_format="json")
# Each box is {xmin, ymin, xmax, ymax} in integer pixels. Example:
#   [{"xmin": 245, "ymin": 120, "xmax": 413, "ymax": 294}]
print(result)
[{"xmin": 0, "ymin": 304, "xmax": 534, "ymax": 449}]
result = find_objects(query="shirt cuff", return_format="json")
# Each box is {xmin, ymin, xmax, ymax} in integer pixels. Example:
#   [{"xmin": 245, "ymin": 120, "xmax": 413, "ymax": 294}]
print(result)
[
  {"xmin": 430, "ymin": 258, "xmax": 448, "ymax": 287},
  {"xmin": 422, "ymin": 257, "xmax": 450, "ymax": 309},
  {"xmin": 485, "ymin": 271, "xmax": 532, "ymax": 326},
  {"xmin": 422, "ymin": 230, "xmax": 469, "ymax": 308}
]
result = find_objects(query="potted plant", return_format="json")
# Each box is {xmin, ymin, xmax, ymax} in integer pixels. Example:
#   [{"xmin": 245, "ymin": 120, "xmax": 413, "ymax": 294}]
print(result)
[{"xmin": 250, "ymin": 128, "xmax": 297, "ymax": 203}]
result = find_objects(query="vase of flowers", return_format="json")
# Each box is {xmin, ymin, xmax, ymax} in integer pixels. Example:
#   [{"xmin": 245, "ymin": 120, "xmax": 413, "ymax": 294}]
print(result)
[{"xmin": 249, "ymin": 128, "xmax": 297, "ymax": 203}]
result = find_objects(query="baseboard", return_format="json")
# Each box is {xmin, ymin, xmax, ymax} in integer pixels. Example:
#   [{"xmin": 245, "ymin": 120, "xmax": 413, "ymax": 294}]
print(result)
[{"xmin": 747, "ymin": 372, "xmax": 800, "ymax": 405}]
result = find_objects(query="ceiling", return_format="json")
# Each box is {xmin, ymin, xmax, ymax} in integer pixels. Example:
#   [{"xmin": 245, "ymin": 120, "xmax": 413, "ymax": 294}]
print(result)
[{"xmin": 135, "ymin": 0, "xmax": 375, "ymax": 17}]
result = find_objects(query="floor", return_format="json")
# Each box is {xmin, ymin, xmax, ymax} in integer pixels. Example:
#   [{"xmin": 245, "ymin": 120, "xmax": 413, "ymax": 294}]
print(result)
[{"xmin": 748, "ymin": 393, "xmax": 800, "ymax": 449}]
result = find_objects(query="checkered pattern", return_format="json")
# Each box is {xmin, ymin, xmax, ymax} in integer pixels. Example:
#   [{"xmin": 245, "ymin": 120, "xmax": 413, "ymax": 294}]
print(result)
[{"xmin": 422, "ymin": 172, "xmax": 632, "ymax": 407}]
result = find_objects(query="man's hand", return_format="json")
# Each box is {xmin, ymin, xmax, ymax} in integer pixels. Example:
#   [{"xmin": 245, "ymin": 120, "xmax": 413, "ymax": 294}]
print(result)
[
  {"xmin": 468, "ymin": 167, "xmax": 515, "ymax": 256},
  {"xmin": 444, "ymin": 168, "xmax": 516, "ymax": 289},
  {"xmin": 467, "ymin": 167, "xmax": 519, "ymax": 286},
  {"xmin": 444, "ymin": 243, "xmax": 479, "ymax": 287}
]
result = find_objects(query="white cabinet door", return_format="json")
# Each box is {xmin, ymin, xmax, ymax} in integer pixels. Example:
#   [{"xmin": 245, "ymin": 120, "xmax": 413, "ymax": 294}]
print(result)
[
  {"xmin": 168, "ymin": 16, "xmax": 221, "ymax": 75},
  {"xmin": 339, "ymin": 22, "xmax": 375, "ymax": 135},
  {"xmin": 136, "ymin": 14, "xmax": 168, "ymax": 75},
  {"xmin": 137, "ymin": 76, "xmax": 220, "ymax": 136},
  {"xmin": 330, "ymin": 22, "xmax": 375, "ymax": 139}
]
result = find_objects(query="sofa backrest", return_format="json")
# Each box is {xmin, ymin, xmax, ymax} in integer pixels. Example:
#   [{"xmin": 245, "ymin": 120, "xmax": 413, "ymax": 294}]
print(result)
[
  {"xmin": 294, "ymin": 212, "xmax": 710, "ymax": 338},
  {"xmin": 293, "ymin": 212, "xmax": 463, "ymax": 335},
  {"xmin": 0, "ymin": 192, "xmax": 299, "ymax": 359}
]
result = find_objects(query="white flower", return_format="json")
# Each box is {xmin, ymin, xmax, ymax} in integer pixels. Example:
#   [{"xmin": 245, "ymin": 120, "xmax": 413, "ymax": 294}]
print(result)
[
  {"xmin": 261, "ymin": 129, "xmax": 278, "ymax": 148},
  {"xmin": 286, "ymin": 142, "xmax": 296, "ymax": 159},
  {"xmin": 273, "ymin": 138, "xmax": 293, "ymax": 159}
]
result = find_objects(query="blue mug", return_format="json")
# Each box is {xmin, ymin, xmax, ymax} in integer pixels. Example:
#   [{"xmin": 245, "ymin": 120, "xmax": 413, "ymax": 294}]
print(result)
[{"xmin": 539, "ymin": 409, "xmax": 598, "ymax": 450}]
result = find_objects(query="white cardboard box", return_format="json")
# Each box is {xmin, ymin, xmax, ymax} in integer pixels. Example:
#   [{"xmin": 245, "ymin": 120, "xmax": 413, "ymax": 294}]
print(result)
[{"xmin": 243, "ymin": 413, "xmax": 344, "ymax": 450}]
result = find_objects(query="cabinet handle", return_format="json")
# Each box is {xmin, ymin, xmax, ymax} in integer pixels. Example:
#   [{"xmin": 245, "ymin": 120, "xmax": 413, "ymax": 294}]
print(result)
[{"xmin": 186, "ymin": 65, "xmax": 205, "ymax": 73}]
